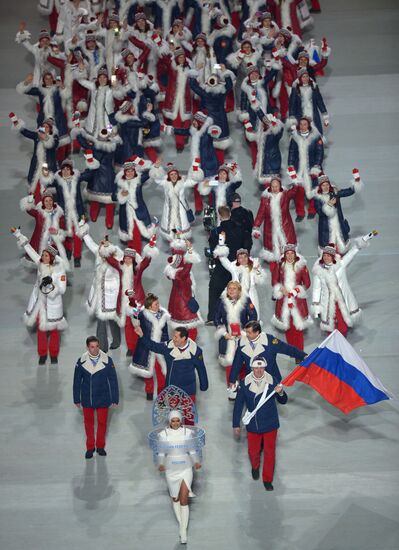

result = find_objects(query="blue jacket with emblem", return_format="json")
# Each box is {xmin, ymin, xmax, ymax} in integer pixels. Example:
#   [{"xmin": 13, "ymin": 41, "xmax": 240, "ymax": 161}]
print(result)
[
  {"xmin": 229, "ymin": 332, "xmax": 306, "ymax": 384},
  {"xmin": 139, "ymin": 336, "xmax": 208, "ymax": 396},
  {"xmin": 233, "ymin": 374, "xmax": 288, "ymax": 433},
  {"xmin": 73, "ymin": 350, "xmax": 119, "ymax": 408}
]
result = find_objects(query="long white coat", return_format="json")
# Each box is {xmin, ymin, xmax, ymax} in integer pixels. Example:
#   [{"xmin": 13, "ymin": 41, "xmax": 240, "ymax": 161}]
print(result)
[
  {"xmin": 312, "ymin": 244, "xmax": 363, "ymax": 332},
  {"xmin": 22, "ymin": 243, "xmax": 67, "ymax": 331},
  {"xmin": 150, "ymin": 166, "xmax": 196, "ymax": 241},
  {"xmin": 83, "ymin": 233, "xmax": 122, "ymax": 322}
]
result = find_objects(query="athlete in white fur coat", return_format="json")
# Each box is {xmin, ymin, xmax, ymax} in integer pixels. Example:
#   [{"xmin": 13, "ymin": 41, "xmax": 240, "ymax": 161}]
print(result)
[
  {"xmin": 12, "ymin": 228, "xmax": 67, "ymax": 364},
  {"xmin": 311, "ymin": 233, "xmax": 377, "ymax": 336}
]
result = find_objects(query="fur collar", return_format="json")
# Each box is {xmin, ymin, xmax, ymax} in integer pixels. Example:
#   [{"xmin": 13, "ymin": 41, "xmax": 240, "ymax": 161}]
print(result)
[{"xmin": 168, "ymin": 338, "xmax": 197, "ymax": 359}]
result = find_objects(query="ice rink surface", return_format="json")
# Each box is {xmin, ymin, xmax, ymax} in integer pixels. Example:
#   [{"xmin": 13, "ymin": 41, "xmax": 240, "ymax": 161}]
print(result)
[{"xmin": 0, "ymin": 1, "xmax": 398, "ymax": 549}]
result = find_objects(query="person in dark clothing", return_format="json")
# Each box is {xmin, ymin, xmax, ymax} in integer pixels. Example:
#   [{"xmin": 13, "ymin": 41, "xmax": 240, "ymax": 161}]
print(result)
[
  {"xmin": 206, "ymin": 205, "xmax": 245, "ymax": 323},
  {"xmin": 229, "ymin": 193, "xmax": 254, "ymax": 253}
]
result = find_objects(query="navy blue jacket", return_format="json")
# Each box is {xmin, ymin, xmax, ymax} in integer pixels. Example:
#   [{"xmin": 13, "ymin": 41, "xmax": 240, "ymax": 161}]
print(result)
[
  {"xmin": 233, "ymin": 376, "xmax": 287, "ymax": 433},
  {"xmin": 23, "ymin": 86, "xmax": 69, "ymax": 143},
  {"xmin": 214, "ymin": 296, "xmax": 257, "ymax": 356},
  {"xmin": 289, "ymin": 84, "xmax": 328, "ymax": 135},
  {"xmin": 189, "ymin": 77, "xmax": 233, "ymax": 140},
  {"xmin": 174, "ymin": 126, "xmax": 219, "ymax": 177},
  {"xmin": 288, "ymin": 132, "xmax": 324, "ymax": 173},
  {"xmin": 77, "ymin": 134, "xmax": 117, "ymax": 202},
  {"xmin": 20, "ymin": 128, "xmax": 59, "ymax": 185},
  {"xmin": 229, "ymin": 332, "xmax": 306, "ymax": 384},
  {"xmin": 48, "ymin": 174, "xmax": 85, "ymax": 220},
  {"xmin": 114, "ymin": 115, "xmax": 149, "ymax": 164},
  {"xmin": 73, "ymin": 351, "xmax": 119, "ymax": 408},
  {"xmin": 131, "ymin": 309, "xmax": 169, "ymax": 369},
  {"xmin": 313, "ymin": 187, "xmax": 355, "ymax": 247},
  {"xmin": 139, "ymin": 337, "xmax": 208, "ymax": 396}
]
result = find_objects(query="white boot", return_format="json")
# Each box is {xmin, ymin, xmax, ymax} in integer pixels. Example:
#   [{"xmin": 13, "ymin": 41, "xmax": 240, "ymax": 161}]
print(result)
[
  {"xmin": 172, "ymin": 500, "xmax": 181, "ymax": 525},
  {"xmin": 179, "ymin": 504, "xmax": 189, "ymax": 544}
]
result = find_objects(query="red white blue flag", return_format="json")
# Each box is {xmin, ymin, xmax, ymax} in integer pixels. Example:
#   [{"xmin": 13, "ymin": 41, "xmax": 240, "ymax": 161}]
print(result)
[{"xmin": 282, "ymin": 330, "xmax": 394, "ymax": 413}]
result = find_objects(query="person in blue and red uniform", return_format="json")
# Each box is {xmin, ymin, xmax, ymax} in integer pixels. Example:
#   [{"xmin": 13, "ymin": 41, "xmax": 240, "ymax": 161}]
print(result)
[
  {"xmin": 233, "ymin": 357, "xmax": 287, "ymax": 491},
  {"xmin": 228, "ymin": 320, "xmax": 306, "ymax": 387},
  {"xmin": 73, "ymin": 336, "xmax": 119, "ymax": 459},
  {"xmin": 134, "ymin": 325, "xmax": 208, "ymax": 422}
]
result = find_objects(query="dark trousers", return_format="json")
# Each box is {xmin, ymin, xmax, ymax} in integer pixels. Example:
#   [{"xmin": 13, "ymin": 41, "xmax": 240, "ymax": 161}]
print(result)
[
  {"xmin": 207, "ymin": 267, "xmax": 232, "ymax": 321},
  {"xmin": 96, "ymin": 320, "xmax": 121, "ymax": 353}
]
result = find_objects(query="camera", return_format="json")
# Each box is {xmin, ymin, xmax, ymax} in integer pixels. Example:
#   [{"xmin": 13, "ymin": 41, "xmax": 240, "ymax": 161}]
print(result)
[{"xmin": 203, "ymin": 206, "xmax": 217, "ymax": 231}]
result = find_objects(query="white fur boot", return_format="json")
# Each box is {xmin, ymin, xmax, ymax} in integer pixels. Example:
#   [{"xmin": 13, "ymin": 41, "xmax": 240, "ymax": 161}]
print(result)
[
  {"xmin": 179, "ymin": 504, "xmax": 189, "ymax": 544},
  {"xmin": 172, "ymin": 500, "xmax": 181, "ymax": 524}
]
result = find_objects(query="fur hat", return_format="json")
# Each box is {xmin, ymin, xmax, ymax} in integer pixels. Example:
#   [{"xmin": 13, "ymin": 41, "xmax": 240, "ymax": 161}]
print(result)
[
  {"xmin": 43, "ymin": 117, "xmax": 54, "ymax": 128},
  {"xmin": 322, "ymin": 244, "xmax": 337, "ymax": 257},
  {"xmin": 97, "ymin": 66, "xmax": 108, "ymax": 77},
  {"xmin": 166, "ymin": 163, "xmax": 179, "ymax": 176},
  {"xmin": 298, "ymin": 50, "xmax": 310, "ymax": 60},
  {"xmin": 42, "ymin": 189, "xmax": 54, "ymax": 200},
  {"xmin": 236, "ymin": 248, "xmax": 249, "ymax": 257},
  {"xmin": 251, "ymin": 357, "xmax": 267, "ymax": 369},
  {"xmin": 218, "ymin": 164, "xmax": 230, "ymax": 174},
  {"xmin": 174, "ymin": 47, "xmax": 185, "ymax": 59},
  {"xmin": 123, "ymin": 161, "xmax": 136, "ymax": 172},
  {"xmin": 121, "ymin": 48, "xmax": 133, "ymax": 59},
  {"xmin": 195, "ymin": 33, "xmax": 207, "ymax": 43},
  {"xmin": 44, "ymin": 243, "xmax": 58, "ymax": 259},
  {"xmin": 135, "ymin": 12, "xmax": 147, "ymax": 23},
  {"xmin": 246, "ymin": 64, "xmax": 260, "ymax": 77},
  {"xmin": 85, "ymin": 30, "xmax": 97, "ymax": 42},
  {"xmin": 284, "ymin": 244, "xmax": 297, "ymax": 254},
  {"xmin": 260, "ymin": 11, "xmax": 272, "ymax": 21},
  {"xmin": 318, "ymin": 174, "xmax": 330, "ymax": 185},
  {"xmin": 61, "ymin": 159, "xmax": 74, "ymax": 171},
  {"xmin": 38, "ymin": 29, "xmax": 50, "ymax": 41},
  {"xmin": 108, "ymin": 11, "xmax": 119, "ymax": 23},
  {"xmin": 123, "ymin": 248, "xmax": 136, "ymax": 258},
  {"xmin": 279, "ymin": 28, "xmax": 292, "ymax": 40},
  {"xmin": 298, "ymin": 67, "xmax": 310, "ymax": 78}
]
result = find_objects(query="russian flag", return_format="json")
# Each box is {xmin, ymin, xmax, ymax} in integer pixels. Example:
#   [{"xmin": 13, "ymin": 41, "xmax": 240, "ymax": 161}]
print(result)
[{"xmin": 283, "ymin": 330, "xmax": 394, "ymax": 414}]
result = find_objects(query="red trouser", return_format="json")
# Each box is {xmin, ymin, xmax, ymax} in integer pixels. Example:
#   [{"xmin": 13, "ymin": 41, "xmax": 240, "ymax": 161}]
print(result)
[
  {"xmin": 285, "ymin": 318, "xmax": 304, "ymax": 350},
  {"xmin": 125, "ymin": 317, "xmax": 139, "ymax": 352},
  {"xmin": 193, "ymin": 185, "xmax": 204, "ymax": 213},
  {"xmin": 56, "ymin": 144, "xmax": 70, "ymax": 163},
  {"xmin": 144, "ymin": 360, "xmax": 166, "ymax": 395},
  {"xmin": 33, "ymin": 181, "xmax": 41, "ymax": 204},
  {"xmin": 144, "ymin": 146, "xmax": 158, "ymax": 163},
  {"xmin": 225, "ymin": 90, "xmax": 235, "ymax": 113},
  {"xmin": 83, "ymin": 407, "xmax": 109, "ymax": 450},
  {"xmin": 295, "ymin": 186, "xmax": 316, "ymax": 217},
  {"xmin": 173, "ymin": 114, "xmax": 190, "ymax": 151},
  {"xmin": 225, "ymin": 364, "xmax": 246, "ymax": 386},
  {"xmin": 89, "ymin": 202, "xmax": 115, "ymax": 229},
  {"xmin": 249, "ymin": 141, "xmax": 258, "ymax": 169},
  {"xmin": 215, "ymin": 149, "xmax": 225, "ymax": 165},
  {"xmin": 247, "ymin": 430, "xmax": 278, "ymax": 482},
  {"xmin": 127, "ymin": 221, "xmax": 142, "ymax": 254},
  {"xmin": 334, "ymin": 304, "xmax": 348, "ymax": 336},
  {"xmin": 187, "ymin": 328, "xmax": 198, "ymax": 342},
  {"xmin": 64, "ymin": 228, "xmax": 82, "ymax": 259},
  {"xmin": 37, "ymin": 320, "xmax": 60, "ymax": 357}
]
